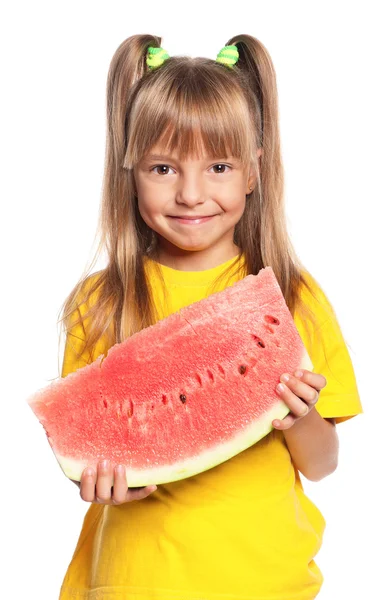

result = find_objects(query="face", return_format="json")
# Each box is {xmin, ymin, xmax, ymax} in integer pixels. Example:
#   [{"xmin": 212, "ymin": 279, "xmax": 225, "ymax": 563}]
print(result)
[{"xmin": 133, "ymin": 144, "xmax": 262, "ymax": 269}]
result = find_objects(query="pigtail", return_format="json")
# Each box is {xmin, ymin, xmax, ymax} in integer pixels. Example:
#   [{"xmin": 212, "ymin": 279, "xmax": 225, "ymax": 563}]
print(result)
[
  {"xmin": 98, "ymin": 35, "xmax": 167, "ymax": 348},
  {"xmin": 223, "ymin": 34, "xmax": 328, "ymax": 359},
  {"xmin": 225, "ymin": 35, "xmax": 285, "ymax": 279},
  {"xmin": 227, "ymin": 35, "xmax": 276, "ymax": 153},
  {"xmin": 106, "ymin": 34, "xmax": 161, "ymax": 172},
  {"xmin": 58, "ymin": 35, "xmax": 166, "ymax": 375}
]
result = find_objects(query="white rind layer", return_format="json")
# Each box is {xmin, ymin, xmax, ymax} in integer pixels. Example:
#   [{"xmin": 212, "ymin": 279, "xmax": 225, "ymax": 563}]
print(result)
[
  {"xmin": 54, "ymin": 398, "xmax": 291, "ymax": 487},
  {"xmin": 54, "ymin": 343, "xmax": 313, "ymax": 487}
]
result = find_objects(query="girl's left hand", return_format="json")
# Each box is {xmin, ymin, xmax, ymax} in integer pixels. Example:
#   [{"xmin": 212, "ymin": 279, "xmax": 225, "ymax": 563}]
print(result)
[{"xmin": 272, "ymin": 369, "xmax": 327, "ymax": 430}]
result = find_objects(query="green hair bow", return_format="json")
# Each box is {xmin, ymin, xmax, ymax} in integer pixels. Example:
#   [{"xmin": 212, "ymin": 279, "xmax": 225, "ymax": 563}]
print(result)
[{"xmin": 146, "ymin": 44, "xmax": 239, "ymax": 70}]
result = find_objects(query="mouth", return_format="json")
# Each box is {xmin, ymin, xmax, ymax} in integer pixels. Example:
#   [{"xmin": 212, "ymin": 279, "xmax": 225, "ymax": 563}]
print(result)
[
  {"xmin": 169, "ymin": 215, "xmax": 216, "ymax": 219},
  {"xmin": 168, "ymin": 215, "xmax": 217, "ymax": 225}
]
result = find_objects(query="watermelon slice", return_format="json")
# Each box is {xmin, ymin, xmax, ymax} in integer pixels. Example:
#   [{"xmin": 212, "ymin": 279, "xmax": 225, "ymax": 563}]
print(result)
[{"xmin": 27, "ymin": 266, "xmax": 312, "ymax": 487}]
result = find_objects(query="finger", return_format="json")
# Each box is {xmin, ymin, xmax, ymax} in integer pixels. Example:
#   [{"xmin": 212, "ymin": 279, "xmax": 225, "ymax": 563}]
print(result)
[
  {"xmin": 276, "ymin": 381, "xmax": 310, "ymax": 417},
  {"xmin": 79, "ymin": 467, "xmax": 97, "ymax": 503},
  {"xmin": 272, "ymin": 414, "xmax": 296, "ymax": 430},
  {"xmin": 95, "ymin": 460, "xmax": 114, "ymax": 503},
  {"xmin": 111, "ymin": 465, "xmax": 130, "ymax": 505},
  {"xmin": 126, "ymin": 485, "xmax": 158, "ymax": 502},
  {"xmin": 294, "ymin": 369, "xmax": 327, "ymax": 391},
  {"xmin": 280, "ymin": 374, "xmax": 319, "ymax": 406}
]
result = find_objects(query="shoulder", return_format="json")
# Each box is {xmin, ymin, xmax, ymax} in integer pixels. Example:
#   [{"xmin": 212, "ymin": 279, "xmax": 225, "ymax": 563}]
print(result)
[
  {"xmin": 297, "ymin": 270, "xmax": 338, "ymax": 329},
  {"xmin": 83, "ymin": 270, "xmax": 104, "ymax": 292},
  {"xmin": 75, "ymin": 271, "xmax": 105, "ymax": 310},
  {"xmin": 297, "ymin": 271, "xmax": 363, "ymax": 423}
]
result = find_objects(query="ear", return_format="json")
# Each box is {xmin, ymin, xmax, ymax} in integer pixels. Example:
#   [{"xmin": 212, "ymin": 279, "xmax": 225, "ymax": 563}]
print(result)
[{"xmin": 246, "ymin": 148, "xmax": 263, "ymax": 194}]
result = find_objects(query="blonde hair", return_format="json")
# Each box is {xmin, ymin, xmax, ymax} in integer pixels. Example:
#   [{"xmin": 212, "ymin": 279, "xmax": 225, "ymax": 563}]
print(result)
[{"xmin": 57, "ymin": 33, "xmax": 333, "ymax": 375}]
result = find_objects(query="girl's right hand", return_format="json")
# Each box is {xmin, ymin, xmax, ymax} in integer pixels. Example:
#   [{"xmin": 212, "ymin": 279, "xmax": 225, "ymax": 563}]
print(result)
[{"xmin": 71, "ymin": 459, "xmax": 157, "ymax": 505}]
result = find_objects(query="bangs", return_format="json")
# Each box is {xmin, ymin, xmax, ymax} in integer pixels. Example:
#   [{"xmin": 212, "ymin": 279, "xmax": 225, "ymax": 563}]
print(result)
[{"xmin": 124, "ymin": 57, "xmax": 259, "ymax": 173}]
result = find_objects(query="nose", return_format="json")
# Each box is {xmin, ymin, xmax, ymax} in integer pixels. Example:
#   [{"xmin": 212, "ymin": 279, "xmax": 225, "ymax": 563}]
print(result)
[{"xmin": 176, "ymin": 173, "xmax": 206, "ymax": 207}]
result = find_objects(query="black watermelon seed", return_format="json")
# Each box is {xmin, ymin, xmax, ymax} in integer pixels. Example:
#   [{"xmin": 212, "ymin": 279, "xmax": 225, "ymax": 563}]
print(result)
[
  {"xmin": 239, "ymin": 365, "xmax": 247, "ymax": 374},
  {"xmin": 179, "ymin": 394, "xmax": 187, "ymax": 403},
  {"xmin": 257, "ymin": 339, "xmax": 265, "ymax": 348}
]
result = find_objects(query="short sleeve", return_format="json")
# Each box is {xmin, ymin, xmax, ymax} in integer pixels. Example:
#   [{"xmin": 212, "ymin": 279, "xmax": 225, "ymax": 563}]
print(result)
[
  {"xmin": 294, "ymin": 274, "xmax": 363, "ymax": 424},
  {"xmin": 61, "ymin": 310, "xmax": 89, "ymax": 379},
  {"xmin": 61, "ymin": 273, "xmax": 108, "ymax": 379}
]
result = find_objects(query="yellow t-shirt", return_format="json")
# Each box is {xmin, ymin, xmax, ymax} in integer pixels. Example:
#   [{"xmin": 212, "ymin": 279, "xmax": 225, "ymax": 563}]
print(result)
[{"xmin": 59, "ymin": 255, "xmax": 363, "ymax": 600}]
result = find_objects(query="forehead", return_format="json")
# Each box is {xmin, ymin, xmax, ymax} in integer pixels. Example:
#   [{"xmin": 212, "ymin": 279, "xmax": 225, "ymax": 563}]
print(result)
[
  {"xmin": 144, "ymin": 125, "xmax": 236, "ymax": 162},
  {"xmin": 143, "ymin": 138, "xmax": 236, "ymax": 163},
  {"xmin": 144, "ymin": 151, "xmax": 235, "ymax": 162}
]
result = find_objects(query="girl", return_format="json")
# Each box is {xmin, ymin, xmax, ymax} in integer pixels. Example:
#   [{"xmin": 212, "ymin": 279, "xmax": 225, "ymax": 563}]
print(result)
[{"xmin": 58, "ymin": 33, "xmax": 362, "ymax": 600}]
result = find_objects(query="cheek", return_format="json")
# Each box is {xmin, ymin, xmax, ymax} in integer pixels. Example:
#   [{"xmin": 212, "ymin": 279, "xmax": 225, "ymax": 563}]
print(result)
[
  {"xmin": 136, "ymin": 199, "xmax": 152, "ymax": 226},
  {"xmin": 138, "ymin": 195, "xmax": 157, "ymax": 215},
  {"xmin": 137, "ymin": 197, "xmax": 167, "ymax": 229},
  {"xmin": 220, "ymin": 192, "xmax": 246, "ymax": 216}
]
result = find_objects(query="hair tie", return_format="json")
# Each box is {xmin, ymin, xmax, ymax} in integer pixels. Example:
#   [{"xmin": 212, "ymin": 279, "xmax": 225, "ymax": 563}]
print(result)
[
  {"xmin": 146, "ymin": 44, "xmax": 239, "ymax": 72},
  {"xmin": 146, "ymin": 44, "xmax": 239, "ymax": 69},
  {"xmin": 215, "ymin": 45, "xmax": 239, "ymax": 68},
  {"xmin": 146, "ymin": 46, "xmax": 170, "ymax": 70}
]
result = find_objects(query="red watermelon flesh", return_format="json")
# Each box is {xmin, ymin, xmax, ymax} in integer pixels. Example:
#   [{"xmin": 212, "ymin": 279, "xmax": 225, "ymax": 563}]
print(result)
[{"xmin": 27, "ymin": 266, "xmax": 313, "ymax": 487}]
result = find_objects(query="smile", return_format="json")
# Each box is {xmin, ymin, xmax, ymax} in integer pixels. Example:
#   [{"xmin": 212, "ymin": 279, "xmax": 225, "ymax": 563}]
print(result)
[{"xmin": 168, "ymin": 215, "xmax": 216, "ymax": 225}]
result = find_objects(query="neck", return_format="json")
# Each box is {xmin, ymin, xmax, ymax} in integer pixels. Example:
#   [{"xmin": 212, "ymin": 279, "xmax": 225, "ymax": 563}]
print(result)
[{"xmin": 153, "ymin": 243, "xmax": 241, "ymax": 272}]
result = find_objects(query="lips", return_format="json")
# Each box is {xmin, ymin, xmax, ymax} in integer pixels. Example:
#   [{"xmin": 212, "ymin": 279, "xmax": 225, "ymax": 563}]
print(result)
[
  {"xmin": 170, "ymin": 216, "xmax": 215, "ymax": 219},
  {"xmin": 168, "ymin": 214, "xmax": 217, "ymax": 226}
]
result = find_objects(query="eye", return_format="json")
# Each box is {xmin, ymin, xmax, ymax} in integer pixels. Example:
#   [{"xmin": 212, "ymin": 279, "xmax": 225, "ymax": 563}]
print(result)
[
  {"xmin": 211, "ymin": 164, "xmax": 231, "ymax": 174},
  {"xmin": 150, "ymin": 163, "xmax": 232, "ymax": 176},
  {"xmin": 151, "ymin": 165, "xmax": 174, "ymax": 175}
]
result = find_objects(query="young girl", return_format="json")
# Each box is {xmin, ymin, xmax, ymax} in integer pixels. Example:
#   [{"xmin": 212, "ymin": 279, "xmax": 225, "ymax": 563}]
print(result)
[{"xmin": 58, "ymin": 33, "xmax": 363, "ymax": 600}]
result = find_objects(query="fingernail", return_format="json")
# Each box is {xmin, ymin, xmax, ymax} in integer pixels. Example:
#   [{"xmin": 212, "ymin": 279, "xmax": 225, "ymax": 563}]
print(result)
[
  {"xmin": 100, "ymin": 459, "xmax": 109, "ymax": 470},
  {"xmin": 115, "ymin": 465, "xmax": 124, "ymax": 475},
  {"xmin": 280, "ymin": 373, "xmax": 290, "ymax": 382},
  {"xmin": 276, "ymin": 383, "xmax": 284, "ymax": 393},
  {"xmin": 85, "ymin": 468, "xmax": 94, "ymax": 477},
  {"xmin": 149, "ymin": 485, "xmax": 157, "ymax": 492},
  {"xmin": 294, "ymin": 370, "xmax": 303, "ymax": 378}
]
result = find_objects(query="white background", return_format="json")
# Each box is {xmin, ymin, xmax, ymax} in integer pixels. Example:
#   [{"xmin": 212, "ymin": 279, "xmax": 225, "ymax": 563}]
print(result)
[{"xmin": 2, "ymin": 1, "xmax": 388, "ymax": 598}]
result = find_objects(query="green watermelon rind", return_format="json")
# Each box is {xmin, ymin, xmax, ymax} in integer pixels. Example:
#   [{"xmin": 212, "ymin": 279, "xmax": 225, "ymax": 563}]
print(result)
[
  {"xmin": 49, "ymin": 335, "xmax": 313, "ymax": 487},
  {"xmin": 53, "ymin": 397, "xmax": 289, "ymax": 487},
  {"xmin": 34, "ymin": 267, "xmax": 315, "ymax": 487}
]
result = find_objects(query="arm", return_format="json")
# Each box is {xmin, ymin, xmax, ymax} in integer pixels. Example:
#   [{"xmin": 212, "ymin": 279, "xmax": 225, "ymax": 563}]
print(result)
[
  {"xmin": 283, "ymin": 407, "xmax": 339, "ymax": 481},
  {"xmin": 273, "ymin": 370, "xmax": 339, "ymax": 482}
]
